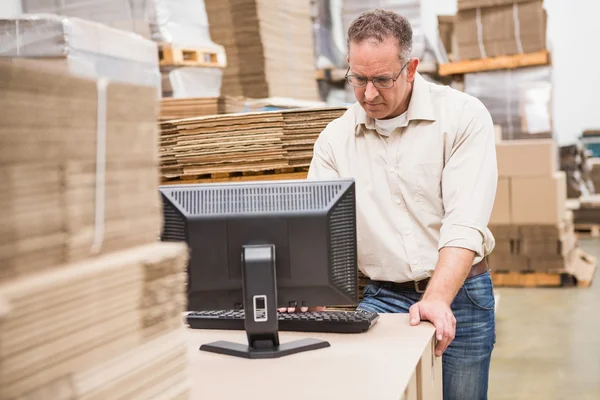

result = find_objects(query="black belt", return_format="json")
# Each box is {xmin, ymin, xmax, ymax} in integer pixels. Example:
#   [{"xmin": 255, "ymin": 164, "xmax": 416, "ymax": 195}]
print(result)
[{"xmin": 368, "ymin": 259, "xmax": 489, "ymax": 294}]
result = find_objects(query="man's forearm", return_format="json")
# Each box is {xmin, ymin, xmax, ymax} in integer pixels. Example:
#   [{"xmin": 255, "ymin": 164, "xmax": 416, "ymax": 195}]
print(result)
[{"xmin": 422, "ymin": 247, "xmax": 475, "ymax": 306}]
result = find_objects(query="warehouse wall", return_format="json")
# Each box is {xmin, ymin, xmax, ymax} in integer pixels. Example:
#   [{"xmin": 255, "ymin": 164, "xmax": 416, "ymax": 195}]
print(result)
[{"xmin": 543, "ymin": 0, "xmax": 600, "ymax": 145}]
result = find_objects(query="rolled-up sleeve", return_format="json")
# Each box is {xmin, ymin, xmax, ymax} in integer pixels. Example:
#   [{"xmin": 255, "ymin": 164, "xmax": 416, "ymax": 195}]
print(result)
[
  {"xmin": 307, "ymin": 127, "xmax": 340, "ymax": 180},
  {"xmin": 438, "ymin": 98, "xmax": 498, "ymax": 259}
]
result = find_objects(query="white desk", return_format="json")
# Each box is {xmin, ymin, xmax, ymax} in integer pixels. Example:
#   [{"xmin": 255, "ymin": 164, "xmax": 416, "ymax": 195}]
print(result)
[{"xmin": 185, "ymin": 314, "xmax": 442, "ymax": 400}]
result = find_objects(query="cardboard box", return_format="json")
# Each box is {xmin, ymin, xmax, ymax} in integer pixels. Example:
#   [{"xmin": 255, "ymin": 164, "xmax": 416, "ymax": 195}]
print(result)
[
  {"xmin": 437, "ymin": 15, "xmax": 455, "ymax": 60},
  {"xmin": 457, "ymin": 0, "xmax": 535, "ymax": 11},
  {"xmin": 511, "ymin": 172, "xmax": 567, "ymax": 224},
  {"xmin": 529, "ymin": 254, "xmax": 569, "ymax": 272},
  {"xmin": 488, "ymin": 254, "xmax": 529, "ymax": 272},
  {"xmin": 491, "ymin": 238, "xmax": 512, "ymax": 255},
  {"xmin": 490, "ymin": 178, "xmax": 511, "ymax": 224},
  {"xmin": 496, "ymin": 139, "xmax": 557, "ymax": 177},
  {"xmin": 520, "ymin": 231, "xmax": 577, "ymax": 257},
  {"xmin": 455, "ymin": 1, "xmax": 546, "ymax": 60},
  {"xmin": 489, "ymin": 224, "xmax": 520, "ymax": 240}
]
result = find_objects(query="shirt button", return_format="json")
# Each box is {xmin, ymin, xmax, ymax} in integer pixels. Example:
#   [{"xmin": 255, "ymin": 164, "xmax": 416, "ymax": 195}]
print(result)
[
  {"xmin": 388, "ymin": 167, "xmax": 396, "ymax": 173},
  {"xmin": 404, "ymin": 229, "xmax": 411, "ymax": 235},
  {"xmin": 412, "ymin": 259, "xmax": 420, "ymax": 266},
  {"xmin": 395, "ymin": 198, "xmax": 401, "ymax": 204}
]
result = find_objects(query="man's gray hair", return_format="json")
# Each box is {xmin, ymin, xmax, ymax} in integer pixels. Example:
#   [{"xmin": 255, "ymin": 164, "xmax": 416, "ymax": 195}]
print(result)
[{"xmin": 347, "ymin": 9, "xmax": 413, "ymax": 62}]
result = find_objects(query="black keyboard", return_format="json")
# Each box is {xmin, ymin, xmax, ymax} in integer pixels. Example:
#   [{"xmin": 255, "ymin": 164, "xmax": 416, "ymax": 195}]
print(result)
[{"xmin": 186, "ymin": 309, "xmax": 379, "ymax": 334}]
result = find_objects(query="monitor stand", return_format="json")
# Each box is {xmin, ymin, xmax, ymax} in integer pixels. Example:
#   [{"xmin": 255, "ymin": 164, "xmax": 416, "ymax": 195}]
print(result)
[{"xmin": 199, "ymin": 244, "xmax": 331, "ymax": 359}]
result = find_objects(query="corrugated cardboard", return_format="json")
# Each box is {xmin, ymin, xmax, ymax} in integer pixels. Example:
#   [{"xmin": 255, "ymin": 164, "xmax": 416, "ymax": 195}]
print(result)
[
  {"xmin": 488, "ymin": 254, "xmax": 528, "ymax": 272},
  {"xmin": 496, "ymin": 139, "xmax": 557, "ymax": 177},
  {"xmin": 511, "ymin": 172, "xmax": 567, "ymax": 224},
  {"xmin": 455, "ymin": 1, "xmax": 546, "ymax": 60},
  {"xmin": 520, "ymin": 231, "xmax": 577, "ymax": 257},
  {"xmin": 490, "ymin": 177, "xmax": 511, "ymax": 224},
  {"xmin": 457, "ymin": 0, "xmax": 534, "ymax": 11},
  {"xmin": 489, "ymin": 224, "xmax": 520, "ymax": 240},
  {"xmin": 437, "ymin": 15, "xmax": 455, "ymax": 60}
]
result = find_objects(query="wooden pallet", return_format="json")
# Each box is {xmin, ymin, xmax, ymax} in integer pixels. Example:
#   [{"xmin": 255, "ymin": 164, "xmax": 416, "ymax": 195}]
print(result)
[
  {"xmin": 161, "ymin": 167, "xmax": 308, "ymax": 185},
  {"xmin": 574, "ymin": 224, "xmax": 600, "ymax": 238},
  {"xmin": 492, "ymin": 260, "xmax": 597, "ymax": 288},
  {"xmin": 491, "ymin": 270, "xmax": 566, "ymax": 287},
  {"xmin": 438, "ymin": 50, "xmax": 550, "ymax": 76},
  {"xmin": 158, "ymin": 44, "xmax": 226, "ymax": 68}
]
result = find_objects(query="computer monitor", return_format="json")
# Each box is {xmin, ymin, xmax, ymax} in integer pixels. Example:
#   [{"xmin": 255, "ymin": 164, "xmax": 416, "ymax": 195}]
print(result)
[{"xmin": 159, "ymin": 178, "xmax": 358, "ymax": 359}]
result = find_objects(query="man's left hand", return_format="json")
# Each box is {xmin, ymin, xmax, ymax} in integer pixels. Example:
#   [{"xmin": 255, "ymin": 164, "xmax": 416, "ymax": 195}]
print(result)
[{"xmin": 409, "ymin": 300, "xmax": 456, "ymax": 357}]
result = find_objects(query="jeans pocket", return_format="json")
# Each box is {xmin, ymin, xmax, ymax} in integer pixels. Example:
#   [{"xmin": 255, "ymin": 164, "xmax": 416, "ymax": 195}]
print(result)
[
  {"xmin": 363, "ymin": 283, "xmax": 383, "ymax": 298},
  {"xmin": 462, "ymin": 271, "xmax": 495, "ymax": 311}
]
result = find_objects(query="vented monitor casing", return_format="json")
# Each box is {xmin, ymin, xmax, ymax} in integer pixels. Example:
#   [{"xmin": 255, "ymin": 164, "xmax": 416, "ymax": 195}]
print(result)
[{"xmin": 159, "ymin": 179, "xmax": 358, "ymax": 311}]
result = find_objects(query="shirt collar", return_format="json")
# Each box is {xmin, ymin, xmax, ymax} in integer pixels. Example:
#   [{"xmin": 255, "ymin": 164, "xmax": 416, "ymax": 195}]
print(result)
[{"xmin": 354, "ymin": 72, "xmax": 437, "ymax": 136}]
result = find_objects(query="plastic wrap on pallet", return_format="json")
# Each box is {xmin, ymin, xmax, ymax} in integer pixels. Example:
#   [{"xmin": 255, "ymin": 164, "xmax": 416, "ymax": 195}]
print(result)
[
  {"xmin": 464, "ymin": 66, "xmax": 552, "ymax": 140},
  {"xmin": 313, "ymin": 0, "xmax": 346, "ymax": 70},
  {"xmin": 0, "ymin": 14, "xmax": 161, "ymax": 92},
  {"xmin": 340, "ymin": 0, "xmax": 441, "ymax": 64},
  {"xmin": 161, "ymin": 67, "xmax": 223, "ymax": 98},
  {"xmin": 20, "ymin": 0, "xmax": 224, "ymax": 52}
]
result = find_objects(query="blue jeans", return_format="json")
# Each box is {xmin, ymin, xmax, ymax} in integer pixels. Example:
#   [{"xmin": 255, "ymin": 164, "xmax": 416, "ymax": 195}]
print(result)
[{"xmin": 358, "ymin": 270, "xmax": 496, "ymax": 400}]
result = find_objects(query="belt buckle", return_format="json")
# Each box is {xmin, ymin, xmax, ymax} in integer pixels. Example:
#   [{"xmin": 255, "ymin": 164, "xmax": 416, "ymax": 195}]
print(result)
[{"xmin": 414, "ymin": 279, "xmax": 427, "ymax": 294}]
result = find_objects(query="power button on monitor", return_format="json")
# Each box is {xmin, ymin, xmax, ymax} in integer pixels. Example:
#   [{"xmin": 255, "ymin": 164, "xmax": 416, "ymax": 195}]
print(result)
[{"xmin": 253, "ymin": 295, "xmax": 268, "ymax": 322}]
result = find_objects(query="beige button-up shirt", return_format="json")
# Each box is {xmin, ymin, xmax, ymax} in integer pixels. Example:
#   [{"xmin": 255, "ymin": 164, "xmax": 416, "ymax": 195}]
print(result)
[{"xmin": 308, "ymin": 73, "xmax": 498, "ymax": 283}]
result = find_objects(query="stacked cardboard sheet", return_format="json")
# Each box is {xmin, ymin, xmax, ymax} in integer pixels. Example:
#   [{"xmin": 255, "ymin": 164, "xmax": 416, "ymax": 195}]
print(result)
[
  {"xmin": 488, "ymin": 139, "xmax": 589, "ymax": 272},
  {"xmin": 281, "ymin": 108, "xmax": 347, "ymax": 167},
  {"xmin": 0, "ymin": 60, "xmax": 190, "ymax": 399},
  {"xmin": 160, "ymin": 107, "xmax": 346, "ymax": 179},
  {"xmin": 454, "ymin": 0, "xmax": 546, "ymax": 60},
  {"xmin": 572, "ymin": 195, "xmax": 600, "ymax": 226},
  {"xmin": 559, "ymin": 143, "xmax": 595, "ymax": 198},
  {"xmin": 0, "ymin": 60, "xmax": 160, "ymax": 283},
  {"xmin": 204, "ymin": 0, "xmax": 319, "ymax": 101},
  {"xmin": 160, "ymin": 96, "xmax": 253, "ymax": 121},
  {"xmin": 0, "ymin": 243, "xmax": 189, "ymax": 399},
  {"xmin": 588, "ymin": 158, "xmax": 600, "ymax": 193}
]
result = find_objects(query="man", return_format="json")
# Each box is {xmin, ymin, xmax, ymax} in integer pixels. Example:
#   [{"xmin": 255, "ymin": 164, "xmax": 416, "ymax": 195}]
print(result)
[{"xmin": 307, "ymin": 9, "xmax": 497, "ymax": 400}]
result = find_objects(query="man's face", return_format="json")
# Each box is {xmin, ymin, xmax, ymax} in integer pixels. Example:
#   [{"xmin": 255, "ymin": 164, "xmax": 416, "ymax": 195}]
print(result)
[{"xmin": 347, "ymin": 37, "xmax": 416, "ymax": 120}]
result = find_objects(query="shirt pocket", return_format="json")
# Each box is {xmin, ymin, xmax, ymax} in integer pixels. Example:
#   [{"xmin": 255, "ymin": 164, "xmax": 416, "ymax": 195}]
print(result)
[{"xmin": 413, "ymin": 160, "xmax": 444, "ymax": 216}]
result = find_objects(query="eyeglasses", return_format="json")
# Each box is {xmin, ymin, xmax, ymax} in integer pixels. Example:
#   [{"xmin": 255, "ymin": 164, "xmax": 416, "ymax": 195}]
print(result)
[{"xmin": 345, "ymin": 61, "xmax": 409, "ymax": 89}]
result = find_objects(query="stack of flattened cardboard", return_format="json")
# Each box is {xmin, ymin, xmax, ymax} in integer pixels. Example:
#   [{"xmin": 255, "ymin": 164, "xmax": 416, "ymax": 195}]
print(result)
[
  {"xmin": 0, "ymin": 243, "xmax": 189, "ymax": 399},
  {"xmin": 455, "ymin": 0, "xmax": 546, "ymax": 60},
  {"xmin": 0, "ymin": 60, "xmax": 160, "ymax": 282},
  {"xmin": 160, "ymin": 107, "xmax": 347, "ymax": 179},
  {"xmin": 0, "ymin": 60, "xmax": 190, "ymax": 399},
  {"xmin": 281, "ymin": 108, "xmax": 346, "ymax": 167},
  {"xmin": 160, "ymin": 96, "xmax": 252, "ymax": 121},
  {"xmin": 488, "ymin": 139, "xmax": 588, "ymax": 272},
  {"xmin": 559, "ymin": 143, "xmax": 595, "ymax": 198},
  {"xmin": 204, "ymin": 0, "xmax": 319, "ymax": 101},
  {"xmin": 588, "ymin": 158, "xmax": 600, "ymax": 194},
  {"xmin": 573, "ymin": 195, "xmax": 600, "ymax": 226},
  {"xmin": 160, "ymin": 111, "xmax": 288, "ymax": 178}
]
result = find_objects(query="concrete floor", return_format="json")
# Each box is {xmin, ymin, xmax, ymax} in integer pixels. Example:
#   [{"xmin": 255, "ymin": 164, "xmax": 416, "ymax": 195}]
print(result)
[{"xmin": 489, "ymin": 238, "xmax": 600, "ymax": 400}]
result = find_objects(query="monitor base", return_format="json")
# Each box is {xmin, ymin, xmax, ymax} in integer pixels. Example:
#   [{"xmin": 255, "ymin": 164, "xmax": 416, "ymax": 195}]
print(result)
[{"xmin": 200, "ymin": 338, "xmax": 330, "ymax": 359}]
